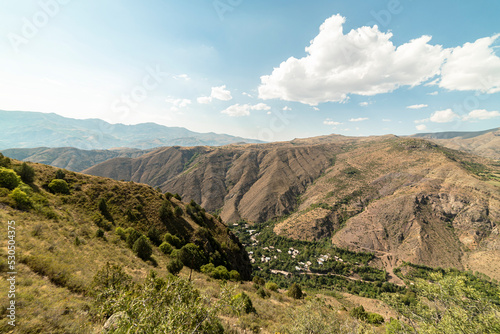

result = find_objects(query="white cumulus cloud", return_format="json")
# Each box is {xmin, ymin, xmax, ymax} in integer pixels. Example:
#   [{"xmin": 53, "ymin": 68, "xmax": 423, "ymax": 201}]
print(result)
[
  {"xmin": 165, "ymin": 98, "xmax": 191, "ymax": 111},
  {"xmin": 349, "ymin": 117, "xmax": 369, "ymax": 122},
  {"xmin": 440, "ymin": 35, "xmax": 500, "ymax": 93},
  {"xmin": 407, "ymin": 104, "xmax": 428, "ymax": 109},
  {"xmin": 258, "ymin": 14, "xmax": 446, "ymax": 105},
  {"xmin": 197, "ymin": 85, "xmax": 233, "ymax": 104},
  {"xmin": 416, "ymin": 124, "xmax": 427, "ymax": 131},
  {"xmin": 323, "ymin": 119, "xmax": 342, "ymax": 126},
  {"xmin": 221, "ymin": 103, "xmax": 271, "ymax": 117},
  {"xmin": 462, "ymin": 109, "xmax": 500, "ymax": 121},
  {"xmin": 429, "ymin": 109, "xmax": 459, "ymax": 123}
]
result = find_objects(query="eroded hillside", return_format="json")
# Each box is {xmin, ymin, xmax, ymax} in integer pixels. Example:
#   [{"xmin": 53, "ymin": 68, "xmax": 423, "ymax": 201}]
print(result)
[{"xmin": 84, "ymin": 135, "xmax": 500, "ymax": 279}]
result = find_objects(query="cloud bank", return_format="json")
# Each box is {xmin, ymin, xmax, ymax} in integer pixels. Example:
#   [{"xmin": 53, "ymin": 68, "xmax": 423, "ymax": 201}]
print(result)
[{"xmin": 258, "ymin": 14, "xmax": 500, "ymax": 106}]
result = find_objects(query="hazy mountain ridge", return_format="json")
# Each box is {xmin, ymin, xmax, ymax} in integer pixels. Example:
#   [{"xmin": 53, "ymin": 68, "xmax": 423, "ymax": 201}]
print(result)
[
  {"xmin": 412, "ymin": 127, "xmax": 500, "ymax": 160},
  {"xmin": 0, "ymin": 110, "xmax": 263, "ymax": 150}
]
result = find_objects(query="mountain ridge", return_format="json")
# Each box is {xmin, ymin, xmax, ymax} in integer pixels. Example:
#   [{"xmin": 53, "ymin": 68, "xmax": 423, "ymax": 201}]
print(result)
[
  {"xmin": 0, "ymin": 109, "xmax": 263, "ymax": 150},
  {"xmin": 83, "ymin": 135, "xmax": 500, "ymax": 280}
]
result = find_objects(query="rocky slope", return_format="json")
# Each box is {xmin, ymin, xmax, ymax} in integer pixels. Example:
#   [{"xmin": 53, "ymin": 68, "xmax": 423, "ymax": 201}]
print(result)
[
  {"xmin": 274, "ymin": 137, "xmax": 500, "ymax": 278},
  {"xmin": 84, "ymin": 135, "xmax": 500, "ymax": 279},
  {"xmin": 84, "ymin": 138, "xmax": 354, "ymax": 223}
]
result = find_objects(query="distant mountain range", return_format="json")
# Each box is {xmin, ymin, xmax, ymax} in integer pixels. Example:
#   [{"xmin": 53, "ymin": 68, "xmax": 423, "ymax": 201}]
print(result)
[
  {"xmin": 413, "ymin": 127, "xmax": 500, "ymax": 160},
  {"xmin": 0, "ymin": 110, "xmax": 263, "ymax": 150}
]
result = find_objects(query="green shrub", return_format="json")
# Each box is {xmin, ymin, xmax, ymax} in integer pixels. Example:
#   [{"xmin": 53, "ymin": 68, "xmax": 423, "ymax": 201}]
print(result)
[
  {"xmin": 126, "ymin": 228, "xmax": 142, "ymax": 248},
  {"xmin": 252, "ymin": 276, "xmax": 266, "ymax": 286},
  {"xmin": 147, "ymin": 226, "xmax": 162, "ymax": 246},
  {"xmin": 133, "ymin": 235, "xmax": 152, "ymax": 260},
  {"xmin": 48, "ymin": 179, "xmax": 70, "ymax": 194},
  {"xmin": 9, "ymin": 187, "xmax": 31, "ymax": 210},
  {"xmin": 0, "ymin": 167, "xmax": 21, "ymax": 190},
  {"xmin": 17, "ymin": 162, "xmax": 35, "ymax": 183},
  {"xmin": 55, "ymin": 169, "xmax": 65, "ymax": 179},
  {"xmin": 115, "ymin": 227, "xmax": 127, "ymax": 240},
  {"xmin": 159, "ymin": 242, "xmax": 173, "ymax": 255},
  {"xmin": 167, "ymin": 258, "xmax": 184, "ymax": 275},
  {"xmin": 257, "ymin": 287, "xmax": 269, "ymax": 299},
  {"xmin": 92, "ymin": 270, "xmax": 226, "ymax": 332},
  {"xmin": 98, "ymin": 198, "xmax": 113, "ymax": 222},
  {"xmin": 287, "ymin": 283, "xmax": 303, "ymax": 299},
  {"xmin": 95, "ymin": 228, "xmax": 105, "ymax": 239},
  {"xmin": 164, "ymin": 233, "xmax": 182, "ymax": 248},
  {"xmin": 232, "ymin": 292, "xmax": 256, "ymax": 314},
  {"xmin": 349, "ymin": 305, "xmax": 367, "ymax": 321},
  {"xmin": 212, "ymin": 266, "xmax": 230, "ymax": 280},
  {"xmin": 265, "ymin": 282, "xmax": 278, "ymax": 292},
  {"xmin": 92, "ymin": 213, "xmax": 112, "ymax": 231},
  {"xmin": 367, "ymin": 312, "xmax": 384, "ymax": 325},
  {"xmin": 173, "ymin": 193, "xmax": 181, "ymax": 200},
  {"xmin": 0, "ymin": 153, "xmax": 11, "ymax": 168},
  {"xmin": 229, "ymin": 270, "xmax": 241, "ymax": 281},
  {"xmin": 201, "ymin": 263, "xmax": 215, "ymax": 275}
]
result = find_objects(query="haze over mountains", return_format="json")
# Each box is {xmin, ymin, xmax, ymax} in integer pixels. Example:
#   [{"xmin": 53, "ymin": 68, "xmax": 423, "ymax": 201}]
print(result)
[{"xmin": 0, "ymin": 110, "xmax": 262, "ymax": 150}]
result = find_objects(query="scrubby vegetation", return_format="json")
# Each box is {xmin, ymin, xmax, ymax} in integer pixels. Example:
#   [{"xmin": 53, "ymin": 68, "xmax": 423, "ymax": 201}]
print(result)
[{"xmin": 1, "ymin": 157, "xmax": 499, "ymax": 333}]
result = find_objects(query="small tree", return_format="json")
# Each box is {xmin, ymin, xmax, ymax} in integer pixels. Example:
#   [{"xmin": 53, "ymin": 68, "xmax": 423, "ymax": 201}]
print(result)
[
  {"xmin": 147, "ymin": 226, "xmax": 162, "ymax": 246},
  {"xmin": 98, "ymin": 198, "xmax": 113, "ymax": 222},
  {"xmin": 126, "ymin": 228, "xmax": 142, "ymax": 248},
  {"xmin": 167, "ymin": 258, "xmax": 184, "ymax": 275},
  {"xmin": 179, "ymin": 243, "xmax": 205, "ymax": 269},
  {"xmin": 133, "ymin": 235, "xmax": 152, "ymax": 260},
  {"xmin": 159, "ymin": 202, "xmax": 172, "ymax": 223},
  {"xmin": 0, "ymin": 167, "xmax": 21, "ymax": 190},
  {"xmin": 48, "ymin": 179, "xmax": 70, "ymax": 194},
  {"xmin": 174, "ymin": 206, "xmax": 183, "ymax": 217},
  {"xmin": 287, "ymin": 283, "xmax": 303, "ymax": 299},
  {"xmin": 17, "ymin": 162, "xmax": 35, "ymax": 184}
]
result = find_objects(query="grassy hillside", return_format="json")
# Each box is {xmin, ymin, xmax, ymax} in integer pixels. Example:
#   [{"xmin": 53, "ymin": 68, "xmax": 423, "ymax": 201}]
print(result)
[
  {"xmin": 0, "ymin": 155, "xmax": 499, "ymax": 333},
  {"xmin": 0, "ymin": 156, "xmax": 251, "ymax": 332},
  {"xmin": 1, "ymin": 147, "xmax": 151, "ymax": 172}
]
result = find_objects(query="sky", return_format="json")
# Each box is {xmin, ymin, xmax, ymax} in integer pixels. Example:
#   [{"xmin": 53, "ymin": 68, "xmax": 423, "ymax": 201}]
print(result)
[{"xmin": 0, "ymin": 0, "xmax": 500, "ymax": 142}]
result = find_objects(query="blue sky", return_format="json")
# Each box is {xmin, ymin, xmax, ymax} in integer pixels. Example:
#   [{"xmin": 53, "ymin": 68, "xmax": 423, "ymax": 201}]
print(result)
[{"xmin": 1, "ymin": 0, "xmax": 499, "ymax": 141}]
